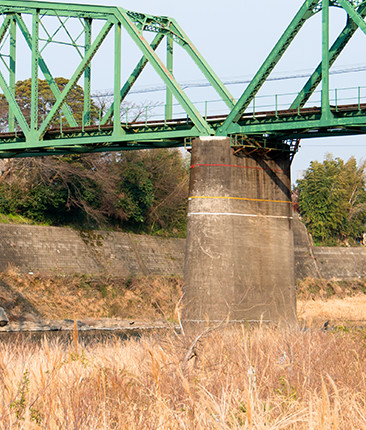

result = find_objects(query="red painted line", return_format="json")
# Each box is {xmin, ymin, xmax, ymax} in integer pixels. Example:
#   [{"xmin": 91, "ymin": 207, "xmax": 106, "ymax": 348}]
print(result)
[{"xmin": 190, "ymin": 163, "xmax": 284, "ymax": 173}]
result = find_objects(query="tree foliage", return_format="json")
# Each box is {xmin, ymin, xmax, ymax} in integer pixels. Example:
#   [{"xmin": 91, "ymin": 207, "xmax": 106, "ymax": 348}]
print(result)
[
  {"xmin": 0, "ymin": 149, "xmax": 189, "ymax": 235},
  {"xmin": 0, "ymin": 78, "xmax": 100, "ymax": 130},
  {"xmin": 0, "ymin": 78, "xmax": 189, "ymax": 236},
  {"xmin": 297, "ymin": 155, "xmax": 366, "ymax": 245}
]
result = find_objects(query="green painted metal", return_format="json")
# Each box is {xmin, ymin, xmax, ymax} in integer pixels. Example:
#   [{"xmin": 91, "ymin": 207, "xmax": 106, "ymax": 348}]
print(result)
[
  {"xmin": 290, "ymin": 2, "xmax": 366, "ymax": 110},
  {"xmin": 116, "ymin": 9, "xmax": 213, "ymax": 135},
  {"xmin": 38, "ymin": 20, "xmax": 113, "ymax": 138},
  {"xmin": 0, "ymin": 0, "xmax": 366, "ymax": 158},
  {"xmin": 321, "ymin": 0, "xmax": 332, "ymax": 121},
  {"xmin": 113, "ymin": 22, "xmax": 123, "ymax": 137},
  {"xmin": 0, "ymin": 68, "xmax": 30, "ymax": 136},
  {"xmin": 15, "ymin": 15, "xmax": 78, "ymax": 127},
  {"xmin": 165, "ymin": 35, "xmax": 173, "ymax": 121},
  {"xmin": 170, "ymin": 19, "xmax": 235, "ymax": 110},
  {"xmin": 83, "ymin": 18, "xmax": 92, "ymax": 127},
  {"xmin": 100, "ymin": 33, "xmax": 164, "ymax": 126},
  {"xmin": 338, "ymin": 0, "xmax": 366, "ymax": 33},
  {"xmin": 31, "ymin": 11, "xmax": 39, "ymax": 136},
  {"xmin": 0, "ymin": 15, "xmax": 30, "ymax": 136},
  {"xmin": 217, "ymin": 0, "xmax": 319, "ymax": 135},
  {"xmin": 9, "ymin": 16, "xmax": 15, "ymax": 133}
]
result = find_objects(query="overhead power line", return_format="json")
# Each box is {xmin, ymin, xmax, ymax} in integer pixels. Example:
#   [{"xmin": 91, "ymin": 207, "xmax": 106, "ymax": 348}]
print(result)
[{"xmin": 93, "ymin": 64, "xmax": 366, "ymax": 98}]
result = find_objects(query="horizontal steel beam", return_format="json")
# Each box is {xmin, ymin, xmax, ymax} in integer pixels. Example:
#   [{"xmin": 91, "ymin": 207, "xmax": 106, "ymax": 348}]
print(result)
[{"xmin": 0, "ymin": 0, "xmax": 365, "ymax": 158}]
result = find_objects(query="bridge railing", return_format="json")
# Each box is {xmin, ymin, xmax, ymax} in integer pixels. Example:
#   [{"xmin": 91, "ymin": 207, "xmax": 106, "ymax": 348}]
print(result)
[
  {"xmin": 119, "ymin": 84, "xmax": 366, "ymax": 124},
  {"xmin": 3, "ymin": 83, "xmax": 366, "ymax": 135}
]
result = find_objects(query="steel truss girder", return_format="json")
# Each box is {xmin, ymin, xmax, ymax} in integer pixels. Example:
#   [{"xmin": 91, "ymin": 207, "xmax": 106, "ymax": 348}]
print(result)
[
  {"xmin": 217, "ymin": 0, "xmax": 320, "ymax": 135},
  {"xmin": 220, "ymin": 0, "xmax": 366, "ymax": 133},
  {"xmin": 0, "ymin": 0, "xmax": 365, "ymax": 158},
  {"xmin": 227, "ymin": 112, "xmax": 366, "ymax": 138},
  {"xmin": 291, "ymin": 2, "xmax": 366, "ymax": 109},
  {"xmin": 0, "ymin": 0, "xmax": 235, "ymax": 147},
  {"xmin": 15, "ymin": 15, "xmax": 78, "ymax": 127},
  {"xmin": 313, "ymin": 0, "xmax": 366, "ymax": 12},
  {"xmin": 0, "ymin": 104, "xmax": 365, "ymax": 155}
]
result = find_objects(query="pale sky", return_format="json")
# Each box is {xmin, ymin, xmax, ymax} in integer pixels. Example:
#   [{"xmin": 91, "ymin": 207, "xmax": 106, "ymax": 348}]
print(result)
[{"xmin": 8, "ymin": 0, "xmax": 366, "ymax": 181}]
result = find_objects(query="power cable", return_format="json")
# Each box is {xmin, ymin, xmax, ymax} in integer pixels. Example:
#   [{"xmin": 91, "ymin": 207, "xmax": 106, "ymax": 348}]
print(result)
[{"xmin": 91, "ymin": 64, "xmax": 366, "ymax": 98}]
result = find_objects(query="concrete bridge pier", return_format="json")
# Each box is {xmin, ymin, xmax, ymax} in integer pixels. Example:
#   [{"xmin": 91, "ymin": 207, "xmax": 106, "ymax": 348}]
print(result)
[{"xmin": 183, "ymin": 137, "xmax": 297, "ymax": 326}]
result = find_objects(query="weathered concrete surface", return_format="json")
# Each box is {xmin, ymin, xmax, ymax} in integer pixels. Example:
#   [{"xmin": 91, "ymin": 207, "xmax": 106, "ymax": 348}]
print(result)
[
  {"xmin": 183, "ymin": 137, "xmax": 297, "ymax": 325},
  {"xmin": 0, "ymin": 217, "xmax": 364, "ymax": 283},
  {"xmin": 293, "ymin": 214, "xmax": 322, "ymax": 279},
  {"xmin": 0, "ymin": 225, "xmax": 185, "ymax": 276},
  {"xmin": 313, "ymin": 248, "xmax": 366, "ymax": 279},
  {"xmin": 293, "ymin": 215, "xmax": 366, "ymax": 280}
]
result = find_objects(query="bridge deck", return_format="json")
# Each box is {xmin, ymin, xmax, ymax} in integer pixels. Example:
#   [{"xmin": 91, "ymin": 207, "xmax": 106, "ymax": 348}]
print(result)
[{"xmin": 0, "ymin": 102, "xmax": 365, "ymax": 158}]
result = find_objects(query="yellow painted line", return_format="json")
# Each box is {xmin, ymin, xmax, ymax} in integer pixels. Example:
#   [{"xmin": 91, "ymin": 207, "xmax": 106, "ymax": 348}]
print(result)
[
  {"xmin": 188, "ymin": 196, "xmax": 291, "ymax": 204},
  {"xmin": 188, "ymin": 212, "xmax": 293, "ymax": 220}
]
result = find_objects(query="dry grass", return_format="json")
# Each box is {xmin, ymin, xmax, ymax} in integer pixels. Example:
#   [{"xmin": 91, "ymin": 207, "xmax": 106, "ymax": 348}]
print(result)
[
  {"xmin": 1, "ymin": 268, "xmax": 366, "ymax": 328},
  {"xmin": 1, "ymin": 272, "xmax": 366, "ymax": 427},
  {"xmin": 0, "ymin": 266, "xmax": 182, "ymax": 322},
  {"xmin": 297, "ymin": 277, "xmax": 366, "ymax": 326},
  {"xmin": 1, "ymin": 326, "xmax": 366, "ymax": 429},
  {"xmin": 298, "ymin": 295, "xmax": 366, "ymax": 324},
  {"xmin": 296, "ymin": 277, "xmax": 366, "ymax": 301}
]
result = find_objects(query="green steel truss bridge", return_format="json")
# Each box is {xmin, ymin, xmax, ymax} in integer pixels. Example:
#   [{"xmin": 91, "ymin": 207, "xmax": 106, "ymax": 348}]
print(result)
[{"xmin": 0, "ymin": 0, "xmax": 366, "ymax": 158}]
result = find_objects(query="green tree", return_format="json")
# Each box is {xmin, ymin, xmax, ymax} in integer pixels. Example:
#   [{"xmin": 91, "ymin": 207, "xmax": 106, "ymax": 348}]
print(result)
[
  {"xmin": 297, "ymin": 155, "xmax": 366, "ymax": 245},
  {"xmin": 0, "ymin": 77, "xmax": 99, "ymax": 129},
  {"xmin": 0, "ymin": 156, "xmax": 111, "ymax": 225},
  {"xmin": 105, "ymin": 149, "xmax": 189, "ymax": 236},
  {"xmin": 0, "ymin": 79, "xmax": 190, "ymax": 235},
  {"xmin": 0, "ymin": 148, "xmax": 189, "ymax": 234}
]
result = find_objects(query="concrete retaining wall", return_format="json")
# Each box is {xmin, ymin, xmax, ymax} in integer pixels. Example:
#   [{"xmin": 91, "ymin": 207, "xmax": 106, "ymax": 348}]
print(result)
[
  {"xmin": 0, "ymin": 222, "xmax": 364, "ymax": 280},
  {"xmin": 0, "ymin": 225, "xmax": 185, "ymax": 277},
  {"xmin": 293, "ymin": 215, "xmax": 366, "ymax": 279}
]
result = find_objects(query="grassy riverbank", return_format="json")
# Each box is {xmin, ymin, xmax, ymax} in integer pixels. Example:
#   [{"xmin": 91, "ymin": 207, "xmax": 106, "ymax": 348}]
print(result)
[
  {"xmin": 296, "ymin": 277, "xmax": 366, "ymax": 326},
  {"xmin": 1, "ymin": 271, "xmax": 366, "ymax": 427},
  {"xmin": 1, "ymin": 267, "xmax": 366, "ymax": 326},
  {"xmin": 0, "ymin": 267, "xmax": 182, "ymax": 323},
  {"xmin": 1, "ymin": 326, "xmax": 366, "ymax": 429}
]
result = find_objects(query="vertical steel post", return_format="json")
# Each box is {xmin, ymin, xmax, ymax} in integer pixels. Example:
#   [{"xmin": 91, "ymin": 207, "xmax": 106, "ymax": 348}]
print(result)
[
  {"xmin": 113, "ymin": 21, "xmax": 122, "ymax": 136},
  {"xmin": 84, "ymin": 18, "xmax": 92, "ymax": 127},
  {"xmin": 9, "ymin": 16, "xmax": 16, "ymax": 133},
  {"xmin": 335, "ymin": 88, "xmax": 338, "ymax": 112},
  {"xmin": 165, "ymin": 35, "xmax": 173, "ymax": 121},
  {"xmin": 275, "ymin": 94, "xmax": 278, "ymax": 118},
  {"xmin": 321, "ymin": 0, "xmax": 331, "ymax": 120},
  {"xmin": 31, "ymin": 11, "xmax": 39, "ymax": 134}
]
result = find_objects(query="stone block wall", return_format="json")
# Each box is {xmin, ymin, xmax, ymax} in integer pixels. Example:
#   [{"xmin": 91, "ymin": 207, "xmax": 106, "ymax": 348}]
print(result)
[
  {"xmin": 0, "ymin": 225, "xmax": 185, "ymax": 277},
  {"xmin": 292, "ymin": 214, "xmax": 366, "ymax": 280},
  {"xmin": 0, "ymin": 221, "xmax": 364, "ymax": 280}
]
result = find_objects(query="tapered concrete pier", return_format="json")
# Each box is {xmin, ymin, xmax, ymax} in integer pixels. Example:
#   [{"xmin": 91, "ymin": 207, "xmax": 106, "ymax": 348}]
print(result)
[{"xmin": 183, "ymin": 137, "xmax": 297, "ymax": 325}]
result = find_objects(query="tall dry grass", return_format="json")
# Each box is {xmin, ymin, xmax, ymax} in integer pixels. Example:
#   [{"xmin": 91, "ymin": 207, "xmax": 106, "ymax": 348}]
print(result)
[
  {"xmin": 298, "ymin": 295, "xmax": 366, "ymax": 324},
  {"xmin": 297, "ymin": 277, "xmax": 366, "ymax": 325},
  {"xmin": 1, "ymin": 325, "xmax": 366, "ymax": 429}
]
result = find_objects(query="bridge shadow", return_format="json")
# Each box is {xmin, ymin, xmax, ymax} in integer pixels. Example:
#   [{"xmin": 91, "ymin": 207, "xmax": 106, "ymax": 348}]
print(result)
[
  {"xmin": 234, "ymin": 149, "xmax": 292, "ymax": 200},
  {"xmin": 0, "ymin": 279, "xmax": 43, "ymax": 329}
]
